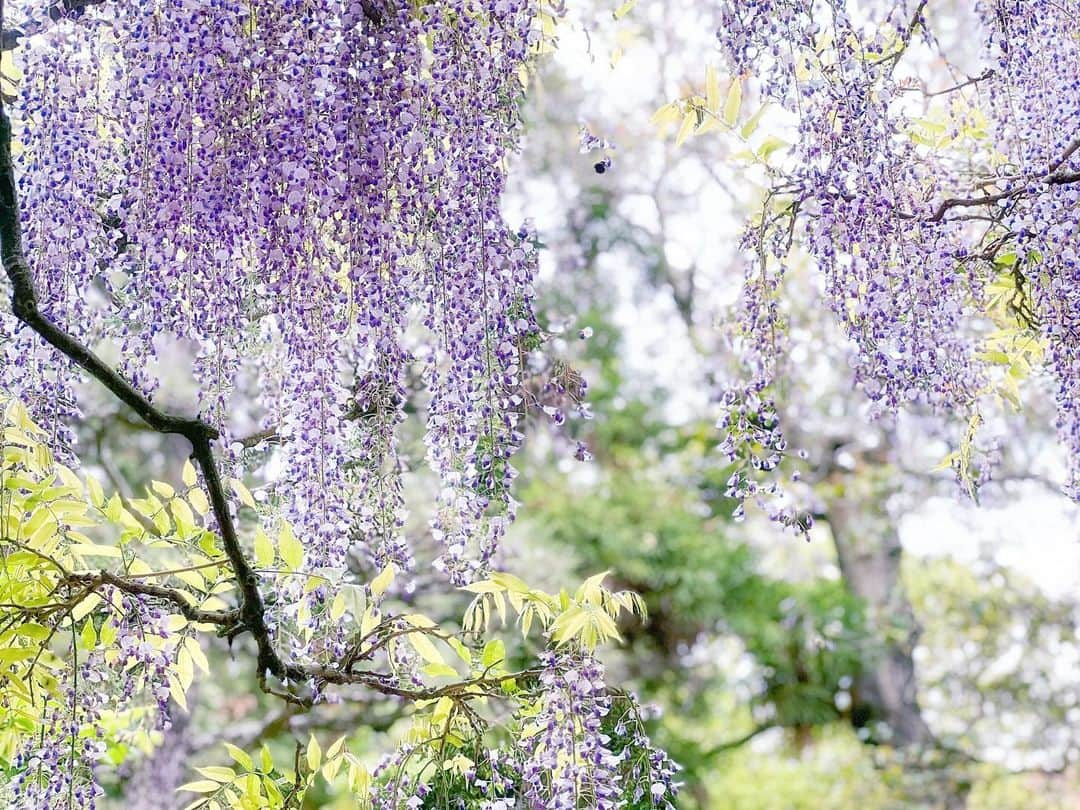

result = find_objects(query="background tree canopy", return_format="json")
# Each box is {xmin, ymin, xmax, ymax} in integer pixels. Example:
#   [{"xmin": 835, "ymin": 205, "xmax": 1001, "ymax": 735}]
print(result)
[{"xmin": 0, "ymin": 0, "xmax": 1078, "ymax": 808}]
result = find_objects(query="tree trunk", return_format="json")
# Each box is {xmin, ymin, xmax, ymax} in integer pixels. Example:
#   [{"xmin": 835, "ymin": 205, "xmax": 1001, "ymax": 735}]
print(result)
[
  {"xmin": 824, "ymin": 489, "xmax": 933, "ymax": 748},
  {"xmin": 825, "ymin": 485, "xmax": 974, "ymax": 808}
]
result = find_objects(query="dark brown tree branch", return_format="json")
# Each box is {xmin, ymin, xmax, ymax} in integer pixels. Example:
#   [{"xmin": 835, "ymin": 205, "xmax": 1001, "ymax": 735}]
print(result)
[
  {"xmin": 305, "ymin": 665, "xmax": 544, "ymax": 701},
  {"xmin": 0, "ymin": 106, "xmax": 287, "ymax": 681},
  {"xmin": 1049, "ymin": 137, "xmax": 1080, "ymax": 174},
  {"xmin": 917, "ymin": 69, "xmax": 994, "ymax": 98},
  {"xmin": 64, "ymin": 571, "xmax": 240, "ymax": 627},
  {"xmin": 700, "ymin": 723, "xmax": 777, "ymax": 758},
  {"xmin": 926, "ymin": 139, "xmax": 1080, "ymax": 222},
  {"xmin": 927, "ymin": 170, "xmax": 1080, "ymax": 222},
  {"xmin": 236, "ymin": 427, "xmax": 281, "ymax": 449},
  {"xmin": 873, "ymin": 0, "xmax": 929, "ymax": 69}
]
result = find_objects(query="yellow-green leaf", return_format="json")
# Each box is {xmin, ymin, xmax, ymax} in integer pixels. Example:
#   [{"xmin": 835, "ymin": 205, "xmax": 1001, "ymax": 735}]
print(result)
[
  {"xmin": 576, "ymin": 571, "xmax": 610, "ymax": 604},
  {"xmin": 105, "ymin": 492, "xmax": 124, "ymax": 523},
  {"xmin": 196, "ymin": 766, "xmax": 237, "ymax": 783},
  {"xmin": 448, "ymin": 637, "xmax": 472, "ymax": 666},
  {"xmin": 650, "ymin": 102, "xmax": 682, "ymax": 129},
  {"xmin": 263, "ymin": 777, "xmax": 284, "ymax": 807},
  {"xmin": 403, "ymin": 613, "xmax": 437, "ymax": 628},
  {"xmin": 306, "ymin": 735, "xmax": 322, "ymax": 772},
  {"xmin": 757, "ymin": 136, "xmax": 789, "ymax": 161},
  {"xmin": 230, "ymin": 479, "xmax": 257, "ymax": 510},
  {"xmin": 322, "ymin": 755, "xmax": 343, "ymax": 784},
  {"xmin": 85, "ymin": 474, "xmax": 105, "ymax": 509},
  {"xmin": 348, "ymin": 760, "xmax": 370, "ymax": 795},
  {"xmin": 674, "ymin": 110, "xmax": 696, "ymax": 147},
  {"xmin": 422, "ymin": 662, "xmax": 459, "ymax": 679},
  {"xmin": 80, "ymin": 620, "xmax": 97, "ymax": 650},
  {"xmin": 407, "ymin": 632, "xmax": 445, "ymax": 666},
  {"xmin": 253, "ymin": 527, "xmax": 274, "ymax": 568},
  {"xmin": 326, "ymin": 735, "xmax": 347, "ymax": 760},
  {"xmin": 432, "ymin": 696, "xmax": 454, "ymax": 727},
  {"xmin": 723, "ymin": 77, "xmax": 742, "ymax": 127},
  {"xmin": 177, "ymin": 647, "xmax": 195, "ymax": 691},
  {"xmin": 0, "ymin": 648, "xmax": 35, "ymax": 664},
  {"xmin": 177, "ymin": 781, "xmax": 222, "ymax": 794},
  {"xmin": 705, "ymin": 64, "xmax": 721, "ymax": 112},
  {"xmin": 330, "ymin": 591, "xmax": 347, "ymax": 622},
  {"xmin": 175, "ymin": 568, "xmax": 206, "ymax": 591},
  {"xmin": 461, "ymin": 579, "xmax": 501, "ymax": 595},
  {"xmin": 182, "ymin": 459, "xmax": 198, "ymax": 488},
  {"xmin": 185, "ymin": 636, "xmax": 210, "ymax": 674},
  {"xmin": 224, "ymin": 743, "xmax": 253, "ymax": 771},
  {"xmin": 360, "ymin": 607, "xmax": 380, "ymax": 639},
  {"xmin": 481, "ymin": 638, "xmax": 506, "ymax": 670},
  {"xmin": 171, "ymin": 497, "xmax": 196, "ymax": 537},
  {"xmin": 278, "ymin": 523, "xmax": 303, "ymax": 571},
  {"xmin": 189, "ymin": 488, "xmax": 211, "ymax": 516},
  {"xmin": 740, "ymin": 103, "xmax": 769, "ymax": 138},
  {"xmin": 151, "ymin": 480, "xmax": 175, "ymax": 499},
  {"xmin": 369, "ymin": 562, "xmax": 395, "ymax": 598},
  {"xmin": 168, "ymin": 672, "xmax": 189, "ymax": 712}
]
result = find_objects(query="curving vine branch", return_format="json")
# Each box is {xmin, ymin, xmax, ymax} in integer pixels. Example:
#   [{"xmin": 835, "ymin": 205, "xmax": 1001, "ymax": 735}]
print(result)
[
  {"xmin": 0, "ymin": 102, "xmax": 288, "ymax": 678},
  {"xmin": 0, "ymin": 100, "xmax": 542, "ymax": 710}
]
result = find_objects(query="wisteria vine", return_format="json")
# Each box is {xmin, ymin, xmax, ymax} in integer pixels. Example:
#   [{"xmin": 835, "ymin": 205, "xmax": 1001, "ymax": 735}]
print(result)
[
  {"xmin": 0, "ymin": 1, "xmax": 682, "ymax": 808},
  {"xmin": 3, "ymin": 0, "xmax": 555, "ymax": 583},
  {"xmin": 712, "ymin": 0, "xmax": 1080, "ymax": 522}
]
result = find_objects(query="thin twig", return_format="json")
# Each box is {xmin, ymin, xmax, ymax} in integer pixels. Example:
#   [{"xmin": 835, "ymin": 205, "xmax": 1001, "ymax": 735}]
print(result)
[{"xmin": 63, "ymin": 570, "xmax": 240, "ymax": 626}]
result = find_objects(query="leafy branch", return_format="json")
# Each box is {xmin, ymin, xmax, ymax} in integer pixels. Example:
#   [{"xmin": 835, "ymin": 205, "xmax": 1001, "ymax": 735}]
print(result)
[
  {"xmin": 924, "ymin": 138, "xmax": 1080, "ymax": 222},
  {"xmin": 0, "ymin": 104, "xmax": 288, "ymax": 682}
]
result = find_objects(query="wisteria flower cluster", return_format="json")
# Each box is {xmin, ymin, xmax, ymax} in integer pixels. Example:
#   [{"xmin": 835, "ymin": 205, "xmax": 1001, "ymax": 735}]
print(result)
[
  {"xmin": 2, "ymin": 1, "xmax": 561, "ymax": 592},
  {"xmin": 520, "ymin": 651, "xmax": 622, "ymax": 808},
  {"xmin": 520, "ymin": 651, "xmax": 679, "ymax": 810},
  {"xmin": 9, "ymin": 574, "xmax": 195, "ymax": 807},
  {"xmin": 710, "ymin": 0, "xmax": 1080, "ymax": 517},
  {"xmin": 362, "ymin": 649, "xmax": 679, "ymax": 810},
  {"xmin": 978, "ymin": 1, "xmax": 1080, "ymax": 497},
  {"xmin": 0, "ymin": 2, "xmax": 677, "ymax": 807}
]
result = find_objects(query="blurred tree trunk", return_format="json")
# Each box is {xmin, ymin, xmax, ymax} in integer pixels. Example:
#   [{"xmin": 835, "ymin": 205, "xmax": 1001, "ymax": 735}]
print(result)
[
  {"xmin": 823, "ymin": 479, "xmax": 971, "ymax": 809},
  {"xmin": 123, "ymin": 696, "xmax": 193, "ymax": 809},
  {"xmin": 824, "ymin": 489, "xmax": 933, "ymax": 748}
]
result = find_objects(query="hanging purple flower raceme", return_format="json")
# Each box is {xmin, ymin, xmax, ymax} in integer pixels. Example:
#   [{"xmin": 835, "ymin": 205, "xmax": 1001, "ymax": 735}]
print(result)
[
  {"xmin": 713, "ymin": 0, "xmax": 1005, "ymax": 522},
  {"xmin": 336, "ymin": 2, "xmax": 420, "ymax": 574},
  {"xmin": 108, "ymin": 0, "xmax": 257, "ymax": 416},
  {"xmin": 361, "ymin": 649, "xmax": 676, "ymax": 808},
  {"xmin": 241, "ymin": 1, "xmax": 364, "ymax": 577},
  {"xmin": 10, "ymin": 681, "xmax": 106, "ymax": 809},
  {"xmin": 10, "ymin": 587, "xmax": 180, "ymax": 808},
  {"xmin": 519, "ymin": 651, "xmax": 622, "ymax": 810},
  {"xmin": 606, "ymin": 696, "xmax": 681, "ymax": 809},
  {"xmin": 979, "ymin": 0, "xmax": 1080, "ymax": 497},
  {"xmin": 721, "ymin": 0, "xmax": 984, "ymax": 412},
  {"xmin": 1, "ymin": 11, "xmax": 121, "ymax": 459},
  {"xmin": 11, "ymin": 0, "xmax": 553, "ymax": 590},
  {"xmin": 716, "ymin": 226, "xmax": 791, "ymax": 523},
  {"xmin": 415, "ymin": 0, "xmax": 540, "ymax": 584}
]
